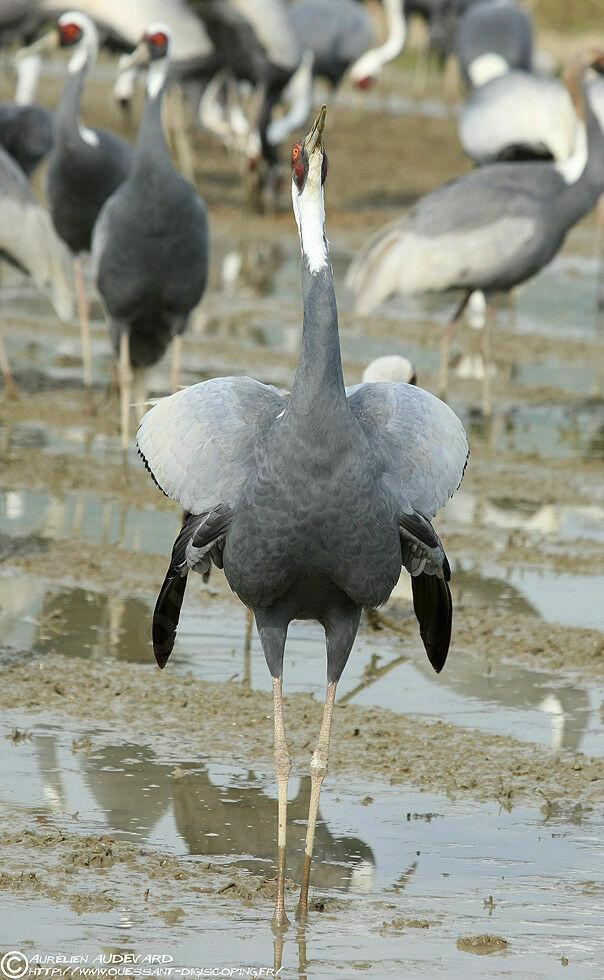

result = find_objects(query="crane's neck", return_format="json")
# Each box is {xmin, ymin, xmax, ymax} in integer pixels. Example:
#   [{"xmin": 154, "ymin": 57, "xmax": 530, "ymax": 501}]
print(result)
[
  {"xmin": 54, "ymin": 39, "xmax": 99, "ymax": 148},
  {"xmin": 289, "ymin": 180, "xmax": 348, "ymax": 424},
  {"xmin": 556, "ymin": 79, "xmax": 604, "ymax": 220},
  {"xmin": 350, "ymin": 0, "xmax": 406, "ymax": 83},
  {"xmin": 133, "ymin": 58, "xmax": 172, "ymax": 168}
]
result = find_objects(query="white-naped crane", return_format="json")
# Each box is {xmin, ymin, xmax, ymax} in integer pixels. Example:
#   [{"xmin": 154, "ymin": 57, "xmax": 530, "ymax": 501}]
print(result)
[
  {"xmin": 347, "ymin": 52, "xmax": 604, "ymax": 414},
  {"xmin": 92, "ymin": 25, "xmax": 209, "ymax": 455},
  {"xmin": 136, "ymin": 106, "xmax": 468, "ymax": 928},
  {"xmin": 0, "ymin": 142, "xmax": 74, "ymax": 396},
  {"xmin": 16, "ymin": 11, "xmax": 133, "ymax": 405}
]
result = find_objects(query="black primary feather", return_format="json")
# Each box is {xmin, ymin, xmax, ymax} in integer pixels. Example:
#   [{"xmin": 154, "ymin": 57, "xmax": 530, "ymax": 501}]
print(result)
[
  {"xmin": 411, "ymin": 572, "xmax": 452, "ymax": 674},
  {"xmin": 153, "ymin": 505, "xmax": 233, "ymax": 668}
]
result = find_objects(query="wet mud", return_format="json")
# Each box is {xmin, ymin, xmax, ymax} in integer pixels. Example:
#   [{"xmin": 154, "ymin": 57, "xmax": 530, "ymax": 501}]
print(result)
[{"xmin": 1, "ymin": 50, "xmax": 604, "ymax": 978}]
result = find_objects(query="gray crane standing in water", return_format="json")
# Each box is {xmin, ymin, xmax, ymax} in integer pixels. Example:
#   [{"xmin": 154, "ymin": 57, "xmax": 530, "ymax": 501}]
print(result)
[
  {"xmin": 137, "ymin": 106, "xmax": 468, "ymax": 926},
  {"xmin": 0, "ymin": 143, "xmax": 73, "ymax": 395},
  {"xmin": 347, "ymin": 52, "xmax": 604, "ymax": 414},
  {"xmin": 16, "ymin": 11, "xmax": 133, "ymax": 404},
  {"xmin": 92, "ymin": 25, "xmax": 209, "ymax": 454}
]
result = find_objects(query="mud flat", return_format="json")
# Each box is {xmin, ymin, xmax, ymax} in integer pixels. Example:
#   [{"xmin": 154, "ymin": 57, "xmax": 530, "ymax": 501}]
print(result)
[{"xmin": 1, "ymin": 58, "xmax": 603, "ymax": 978}]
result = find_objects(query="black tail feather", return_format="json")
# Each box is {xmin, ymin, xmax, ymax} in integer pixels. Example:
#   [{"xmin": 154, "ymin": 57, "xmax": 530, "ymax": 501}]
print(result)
[
  {"xmin": 411, "ymin": 572, "xmax": 452, "ymax": 673},
  {"xmin": 152, "ymin": 506, "xmax": 234, "ymax": 669},
  {"xmin": 153, "ymin": 568, "xmax": 188, "ymax": 668}
]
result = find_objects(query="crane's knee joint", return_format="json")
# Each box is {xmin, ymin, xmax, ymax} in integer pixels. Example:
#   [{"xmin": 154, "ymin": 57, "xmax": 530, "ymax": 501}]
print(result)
[
  {"xmin": 310, "ymin": 753, "xmax": 327, "ymax": 780},
  {"xmin": 274, "ymin": 748, "xmax": 291, "ymax": 780}
]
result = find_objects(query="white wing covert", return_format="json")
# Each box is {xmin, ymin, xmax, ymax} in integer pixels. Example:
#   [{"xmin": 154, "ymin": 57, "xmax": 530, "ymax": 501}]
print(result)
[
  {"xmin": 347, "ymin": 382, "xmax": 468, "ymax": 519},
  {"xmin": 137, "ymin": 377, "xmax": 287, "ymax": 514}
]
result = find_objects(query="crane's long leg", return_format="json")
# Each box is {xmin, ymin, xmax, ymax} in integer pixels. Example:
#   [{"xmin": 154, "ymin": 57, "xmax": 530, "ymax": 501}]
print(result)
[
  {"xmin": 296, "ymin": 680, "xmax": 337, "ymax": 920},
  {"xmin": 272, "ymin": 675, "xmax": 291, "ymax": 929},
  {"xmin": 243, "ymin": 608, "xmax": 253, "ymax": 689},
  {"xmin": 73, "ymin": 257, "xmax": 93, "ymax": 405},
  {"xmin": 596, "ymin": 194, "xmax": 604, "ymax": 316},
  {"xmin": 132, "ymin": 368, "xmax": 149, "ymax": 424},
  {"xmin": 439, "ymin": 290, "xmax": 472, "ymax": 400},
  {"xmin": 481, "ymin": 303, "xmax": 493, "ymax": 416},
  {"xmin": 170, "ymin": 334, "xmax": 183, "ymax": 393},
  {"xmin": 0, "ymin": 326, "xmax": 19, "ymax": 398},
  {"xmin": 118, "ymin": 330, "xmax": 133, "ymax": 458}
]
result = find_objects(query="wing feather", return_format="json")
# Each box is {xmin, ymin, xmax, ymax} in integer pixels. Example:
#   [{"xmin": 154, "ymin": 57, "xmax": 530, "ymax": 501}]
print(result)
[
  {"xmin": 137, "ymin": 377, "xmax": 287, "ymax": 514},
  {"xmin": 347, "ymin": 382, "xmax": 468, "ymax": 519}
]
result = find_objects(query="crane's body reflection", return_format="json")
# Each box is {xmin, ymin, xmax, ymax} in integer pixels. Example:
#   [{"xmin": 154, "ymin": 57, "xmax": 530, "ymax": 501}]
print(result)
[{"xmin": 27, "ymin": 737, "xmax": 376, "ymax": 895}]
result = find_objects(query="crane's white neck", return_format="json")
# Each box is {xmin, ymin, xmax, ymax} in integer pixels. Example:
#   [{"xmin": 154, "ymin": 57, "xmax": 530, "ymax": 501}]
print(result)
[
  {"xmin": 555, "ymin": 122, "xmax": 588, "ymax": 185},
  {"xmin": 292, "ymin": 167, "xmax": 329, "ymax": 275},
  {"xmin": 467, "ymin": 52, "xmax": 509, "ymax": 87},
  {"xmin": 65, "ymin": 19, "xmax": 99, "ymax": 147},
  {"xmin": 67, "ymin": 20, "xmax": 98, "ymax": 77},
  {"xmin": 350, "ymin": 0, "xmax": 406, "ymax": 84},
  {"xmin": 267, "ymin": 50, "xmax": 314, "ymax": 146},
  {"xmin": 15, "ymin": 53, "xmax": 41, "ymax": 104},
  {"xmin": 147, "ymin": 58, "xmax": 169, "ymax": 100}
]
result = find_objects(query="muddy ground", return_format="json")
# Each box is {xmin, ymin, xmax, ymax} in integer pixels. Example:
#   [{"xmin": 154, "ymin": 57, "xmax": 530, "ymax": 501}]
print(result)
[{"xmin": 1, "ymin": 42, "xmax": 604, "ymax": 980}]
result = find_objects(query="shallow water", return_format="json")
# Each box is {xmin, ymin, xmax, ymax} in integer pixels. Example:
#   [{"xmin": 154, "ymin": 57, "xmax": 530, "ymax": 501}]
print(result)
[
  {"xmin": 2, "ymin": 574, "xmax": 602, "ymax": 756},
  {"xmin": 1, "ymin": 76, "xmax": 603, "ymax": 976},
  {"xmin": 1, "ymin": 714, "xmax": 602, "ymax": 976}
]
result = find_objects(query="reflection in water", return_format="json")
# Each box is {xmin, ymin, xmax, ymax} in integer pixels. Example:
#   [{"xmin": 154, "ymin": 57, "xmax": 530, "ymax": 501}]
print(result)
[
  {"xmin": 25, "ymin": 736, "xmax": 376, "ymax": 894},
  {"xmin": 1, "ymin": 573, "xmax": 601, "ymax": 754},
  {"xmin": 443, "ymin": 490, "xmax": 604, "ymax": 544},
  {"xmin": 172, "ymin": 768, "xmax": 374, "ymax": 892},
  {"xmin": 0, "ymin": 486, "xmax": 178, "ymax": 555},
  {"xmin": 463, "ymin": 403, "xmax": 604, "ymax": 461}
]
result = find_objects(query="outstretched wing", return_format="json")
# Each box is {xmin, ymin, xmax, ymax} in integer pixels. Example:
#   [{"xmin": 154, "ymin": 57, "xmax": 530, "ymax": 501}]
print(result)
[
  {"xmin": 137, "ymin": 377, "xmax": 287, "ymax": 515},
  {"xmin": 347, "ymin": 381, "xmax": 468, "ymax": 520}
]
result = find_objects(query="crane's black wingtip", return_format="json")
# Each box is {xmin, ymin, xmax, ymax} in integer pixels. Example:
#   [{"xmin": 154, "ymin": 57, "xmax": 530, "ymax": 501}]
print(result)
[
  {"xmin": 152, "ymin": 568, "xmax": 188, "ymax": 670},
  {"xmin": 411, "ymin": 572, "xmax": 452, "ymax": 674}
]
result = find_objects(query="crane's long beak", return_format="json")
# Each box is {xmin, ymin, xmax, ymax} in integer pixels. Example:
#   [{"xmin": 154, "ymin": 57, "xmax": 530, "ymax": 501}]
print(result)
[
  {"xmin": 13, "ymin": 29, "xmax": 60, "ymax": 63},
  {"xmin": 117, "ymin": 41, "xmax": 151, "ymax": 76},
  {"xmin": 303, "ymin": 104, "xmax": 327, "ymax": 157}
]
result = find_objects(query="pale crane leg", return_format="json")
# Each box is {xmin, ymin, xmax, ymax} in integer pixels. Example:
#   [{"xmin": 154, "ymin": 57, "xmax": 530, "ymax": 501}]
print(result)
[
  {"xmin": 243, "ymin": 608, "xmax": 253, "ymax": 688},
  {"xmin": 0, "ymin": 326, "xmax": 19, "ymax": 398},
  {"xmin": 272, "ymin": 675, "xmax": 291, "ymax": 929},
  {"xmin": 439, "ymin": 292, "xmax": 471, "ymax": 400},
  {"xmin": 596, "ymin": 194, "xmax": 604, "ymax": 315},
  {"xmin": 296, "ymin": 680, "xmax": 337, "ymax": 920},
  {"xmin": 170, "ymin": 334, "xmax": 183, "ymax": 393},
  {"xmin": 74, "ymin": 257, "xmax": 93, "ymax": 399},
  {"xmin": 132, "ymin": 368, "xmax": 149, "ymax": 423},
  {"xmin": 118, "ymin": 330, "xmax": 133, "ymax": 457},
  {"xmin": 481, "ymin": 305, "xmax": 493, "ymax": 416}
]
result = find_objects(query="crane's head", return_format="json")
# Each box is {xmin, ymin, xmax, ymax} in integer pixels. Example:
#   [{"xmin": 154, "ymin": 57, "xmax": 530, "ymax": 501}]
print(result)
[
  {"xmin": 291, "ymin": 104, "xmax": 328, "ymax": 198},
  {"xmin": 14, "ymin": 10, "xmax": 97, "ymax": 68},
  {"xmin": 291, "ymin": 106, "xmax": 329, "ymax": 274},
  {"xmin": 118, "ymin": 23, "xmax": 172, "ymax": 74},
  {"xmin": 116, "ymin": 23, "xmax": 172, "ymax": 101}
]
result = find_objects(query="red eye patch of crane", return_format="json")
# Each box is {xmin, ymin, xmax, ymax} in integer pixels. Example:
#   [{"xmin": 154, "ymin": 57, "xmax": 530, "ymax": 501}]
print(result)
[
  {"xmin": 146, "ymin": 31, "xmax": 168, "ymax": 50},
  {"xmin": 59, "ymin": 22, "xmax": 82, "ymax": 45},
  {"xmin": 291, "ymin": 140, "xmax": 307, "ymax": 190}
]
